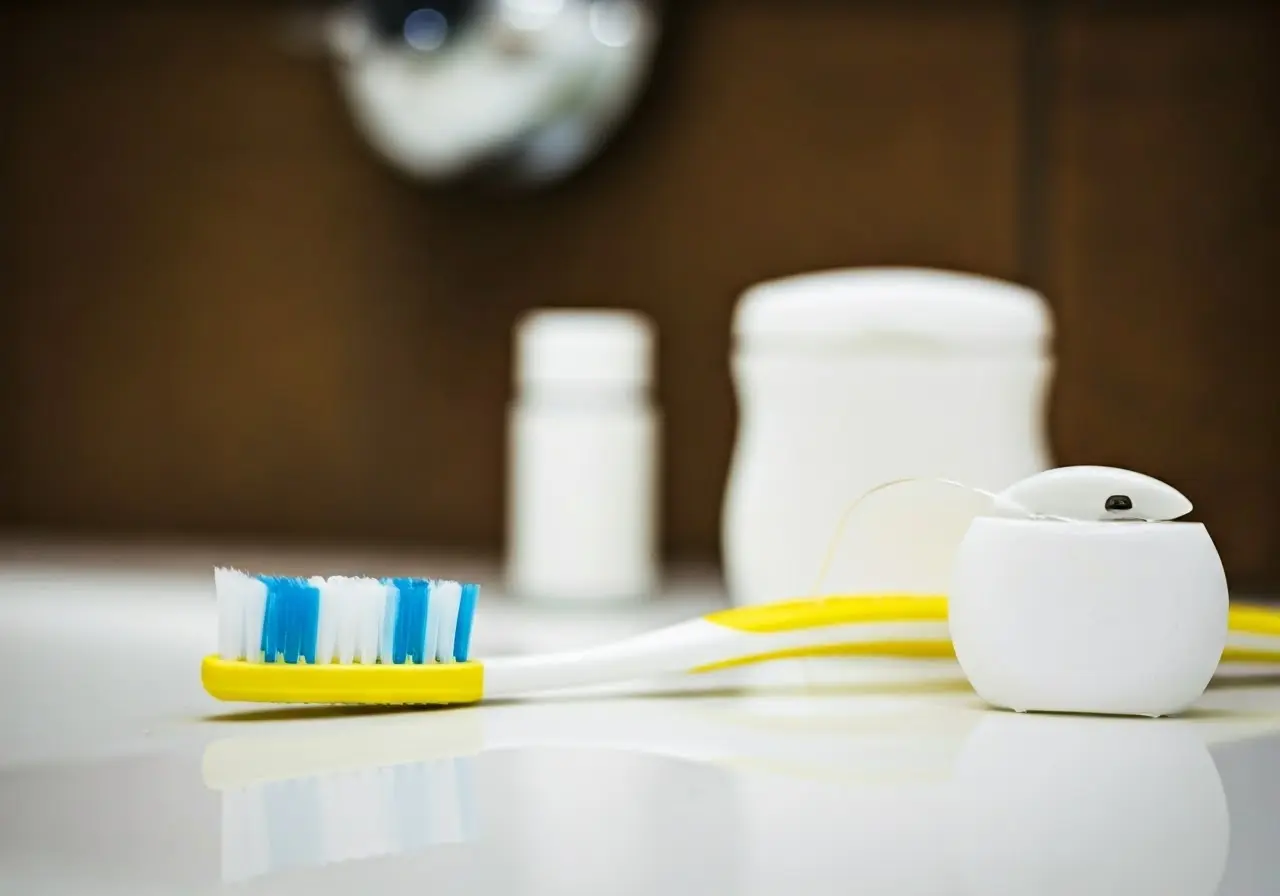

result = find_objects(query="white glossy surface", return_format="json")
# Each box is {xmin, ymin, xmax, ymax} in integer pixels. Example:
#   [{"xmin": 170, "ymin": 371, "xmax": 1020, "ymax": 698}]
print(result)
[{"xmin": 3, "ymin": 540, "xmax": 1280, "ymax": 895}]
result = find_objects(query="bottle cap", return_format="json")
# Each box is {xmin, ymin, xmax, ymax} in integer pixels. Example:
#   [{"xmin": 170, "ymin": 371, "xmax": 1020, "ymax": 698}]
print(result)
[
  {"xmin": 515, "ymin": 309, "xmax": 654, "ymax": 392},
  {"xmin": 734, "ymin": 267, "xmax": 1052, "ymax": 355}
]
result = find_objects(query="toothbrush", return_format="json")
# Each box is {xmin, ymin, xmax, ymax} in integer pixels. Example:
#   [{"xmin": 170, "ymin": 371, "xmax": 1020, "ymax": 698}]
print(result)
[{"xmin": 202, "ymin": 570, "xmax": 956, "ymax": 706}]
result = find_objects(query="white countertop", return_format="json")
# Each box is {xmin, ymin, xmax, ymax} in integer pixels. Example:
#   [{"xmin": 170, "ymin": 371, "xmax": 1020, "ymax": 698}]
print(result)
[{"xmin": 2, "ymin": 539, "xmax": 1280, "ymax": 895}]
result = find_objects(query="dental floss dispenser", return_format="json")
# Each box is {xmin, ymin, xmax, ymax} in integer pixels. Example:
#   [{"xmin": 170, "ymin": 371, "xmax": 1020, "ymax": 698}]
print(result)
[
  {"xmin": 951, "ymin": 466, "xmax": 1229, "ymax": 718},
  {"xmin": 722, "ymin": 267, "xmax": 1054, "ymax": 606}
]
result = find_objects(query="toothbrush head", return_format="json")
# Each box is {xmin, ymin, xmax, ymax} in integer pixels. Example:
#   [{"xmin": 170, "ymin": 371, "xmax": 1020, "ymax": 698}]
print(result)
[
  {"xmin": 204, "ymin": 570, "xmax": 483, "ymax": 705},
  {"xmin": 993, "ymin": 465, "xmax": 1193, "ymax": 522}
]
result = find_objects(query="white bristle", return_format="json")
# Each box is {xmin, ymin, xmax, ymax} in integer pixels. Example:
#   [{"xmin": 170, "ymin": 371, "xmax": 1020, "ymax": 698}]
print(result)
[
  {"xmin": 215, "ymin": 568, "xmax": 268, "ymax": 662},
  {"xmin": 332, "ymin": 577, "xmax": 359, "ymax": 665},
  {"xmin": 434, "ymin": 580, "xmax": 462, "ymax": 663},
  {"xmin": 242, "ymin": 576, "xmax": 268, "ymax": 664},
  {"xmin": 215, "ymin": 568, "xmax": 246, "ymax": 660},
  {"xmin": 355, "ymin": 577, "xmax": 387, "ymax": 665},
  {"xmin": 312, "ymin": 576, "xmax": 337, "ymax": 665},
  {"xmin": 297, "ymin": 575, "xmax": 394, "ymax": 666},
  {"xmin": 425, "ymin": 579, "xmax": 443, "ymax": 662},
  {"xmin": 380, "ymin": 583, "xmax": 399, "ymax": 666}
]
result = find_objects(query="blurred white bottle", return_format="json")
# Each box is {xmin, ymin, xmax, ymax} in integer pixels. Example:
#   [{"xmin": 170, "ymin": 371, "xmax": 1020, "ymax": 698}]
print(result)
[
  {"xmin": 507, "ymin": 309, "xmax": 659, "ymax": 602},
  {"xmin": 722, "ymin": 268, "xmax": 1055, "ymax": 606}
]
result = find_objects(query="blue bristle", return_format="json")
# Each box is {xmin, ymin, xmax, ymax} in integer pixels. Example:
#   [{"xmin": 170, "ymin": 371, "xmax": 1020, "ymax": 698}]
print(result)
[
  {"xmin": 258, "ymin": 576, "xmax": 283, "ymax": 661},
  {"xmin": 409, "ymin": 579, "xmax": 431, "ymax": 663},
  {"xmin": 282, "ymin": 580, "xmax": 303, "ymax": 664},
  {"xmin": 282, "ymin": 579, "xmax": 320, "ymax": 665},
  {"xmin": 456, "ymin": 583, "xmax": 479, "ymax": 661},
  {"xmin": 391, "ymin": 577, "xmax": 430, "ymax": 665},
  {"xmin": 391, "ymin": 578, "xmax": 411, "ymax": 664},
  {"xmin": 257, "ymin": 577, "xmax": 320, "ymax": 665}
]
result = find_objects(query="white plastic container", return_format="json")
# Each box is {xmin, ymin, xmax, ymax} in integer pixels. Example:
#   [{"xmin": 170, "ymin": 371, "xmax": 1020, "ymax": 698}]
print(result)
[
  {"xmin": 506, "ymin": 309, "xmax": 659, "ymax": 603},
  {"xmin": 949, "ymin": 517, "xmax": 1229, "ymax": 717},
  {"xmin": 722, "ymin": 267, "xmax": 1054, "ymax": 606}
]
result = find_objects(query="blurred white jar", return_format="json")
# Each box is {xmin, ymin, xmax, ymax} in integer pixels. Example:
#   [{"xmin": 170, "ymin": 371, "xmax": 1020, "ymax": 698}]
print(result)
[
  {"xmin": 722, "ymin": 268, "xmax": 1054, "ymax": 606},
  {"xmin": 507, "ymin": 309, "xmax": 659, "ymax": 603}
]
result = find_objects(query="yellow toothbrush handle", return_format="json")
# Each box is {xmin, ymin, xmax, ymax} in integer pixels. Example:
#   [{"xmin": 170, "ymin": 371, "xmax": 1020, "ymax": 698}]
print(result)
[
  {"xmin": 1228, "ymin": 604, "xmax": 1280, "ymax": 637},
  {"xmin": 702, "ymin": 594, "xmax": 1280, "ymax": 667},
  {"xmin": 707, "ymin": 594, "xmax": 1280, "ymax": 637},
  {"xmin": 693, "ymin": 595, "xmax": 954, "ymax": 673},
  {"xmin": 1223, "ymin": 603, "xmax": 1280, "ymax": 663},
  {"xmin": 705, "ymin": 594, "xmax": 948, "ymax": 633}
]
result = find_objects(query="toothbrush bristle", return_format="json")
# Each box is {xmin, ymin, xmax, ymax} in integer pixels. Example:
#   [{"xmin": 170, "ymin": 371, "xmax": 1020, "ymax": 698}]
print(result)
[{"xmin": 214, "ymin": 569, "xmax": 480, "ymax": 665}]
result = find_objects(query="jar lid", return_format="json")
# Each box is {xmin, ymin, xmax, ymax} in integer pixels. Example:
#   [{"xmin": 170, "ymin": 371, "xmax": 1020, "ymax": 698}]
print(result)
[
  {"xmin": 733, "ymin": 268, "xmax": 1053, "ymax": 354},
  {"xmin": 515, "ymin": 308, "xmax": 654, "ymax": 390}
]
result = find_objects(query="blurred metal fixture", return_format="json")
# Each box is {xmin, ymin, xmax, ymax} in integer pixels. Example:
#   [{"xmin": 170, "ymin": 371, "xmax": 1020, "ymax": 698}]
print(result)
[{"xmin": 321, "ymin": 0, "xmax": 661, "ymax": 186}]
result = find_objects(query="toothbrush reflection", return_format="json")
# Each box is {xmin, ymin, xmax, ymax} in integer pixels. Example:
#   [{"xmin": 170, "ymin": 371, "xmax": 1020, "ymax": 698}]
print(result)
[
  {"xmin": 202, "ymin": 695, "xmax": 972, "ymax": 886},
  {"xmin": 217, "ymin": 756, "xmax": 477, "ymax": 882},
  {"xmin": 203, "ymin": 703, "xmax": 753, "ymax": 890},
  {"xmin": 203, "ymin": 694, "xmax": 1273, "ymax": 893},
  {"xmin": 205, "ymin": 711, "xmax": 485, "ymax": 883}
]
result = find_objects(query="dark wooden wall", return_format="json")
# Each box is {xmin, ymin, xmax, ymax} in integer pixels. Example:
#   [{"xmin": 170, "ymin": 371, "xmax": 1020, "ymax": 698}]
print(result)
[{"xmin": 2, "ymin": 2, "xmax": 1277, "ymax": 587}]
